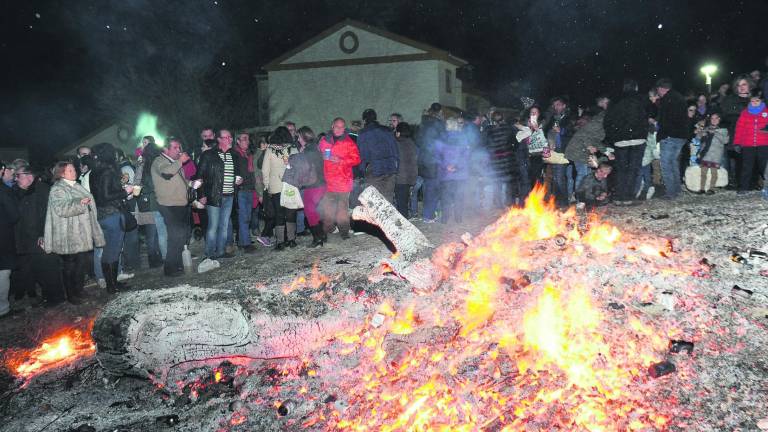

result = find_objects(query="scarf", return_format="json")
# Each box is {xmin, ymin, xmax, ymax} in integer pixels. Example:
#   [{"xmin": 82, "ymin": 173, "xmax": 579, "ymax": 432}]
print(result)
[
  {"xmin": 234, "ymin": 146, "xmax": 254, "ymax": 173},
  {"xmin": 748, "ymin": 103, "xmax": 766, "ymax": 115}
]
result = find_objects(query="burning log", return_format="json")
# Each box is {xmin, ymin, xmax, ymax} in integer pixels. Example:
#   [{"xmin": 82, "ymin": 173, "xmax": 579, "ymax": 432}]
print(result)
[
  {"xmin": 351, "ymin": 186, "xmax": 433, "ymax": 262},
  {"xmin": 92, "ymin": 285, "xmax": 361, "ymax": 385}
]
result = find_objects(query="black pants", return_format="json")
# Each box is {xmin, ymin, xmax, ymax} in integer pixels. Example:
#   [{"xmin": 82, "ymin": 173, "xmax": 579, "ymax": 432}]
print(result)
[
  {"xmin": 528, "ymin": 154, "xmax": 545, "ymax": 189},
  {"xmin": 159, "ymin": 205, "xmax": 190, "ymax": 274},
  {"xmin": 394, "ymin": 184, "xmax": 412, "ymax": 218},
  {"xmin": 613, "ymin": 144, "xmax": 646, "ymax": 201},
  {"xmin": 739, "ymin": 146, "xmax": 768, "ymax": 191},
  {"xmin": 14, "ymin": 253, "xmax": 64, "ymax": 303},
  {"xmin": 269, "ymin": 193, "xmax": 297, "ymax": 226},
  {"xmin": 60, "ymin": 252, "xmax": 87, "ymax": 296}
]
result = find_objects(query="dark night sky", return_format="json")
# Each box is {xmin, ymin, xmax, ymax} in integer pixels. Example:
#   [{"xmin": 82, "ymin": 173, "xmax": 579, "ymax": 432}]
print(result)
[{"xmin": 1, "ymin": 0, "xmax": 766, "ymax": 155}]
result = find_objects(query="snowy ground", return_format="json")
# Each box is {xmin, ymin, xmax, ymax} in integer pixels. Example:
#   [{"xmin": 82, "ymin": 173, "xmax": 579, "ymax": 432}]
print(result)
[{"xmin": 1, "ymin": 189, "xmax": 767, "ymax": 431}]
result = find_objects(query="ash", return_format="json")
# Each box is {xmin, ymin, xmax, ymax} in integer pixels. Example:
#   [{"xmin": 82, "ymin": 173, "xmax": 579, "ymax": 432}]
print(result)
[{"xmin": 2, "ymin": 190, "xmax": 768, "ymax": 432}]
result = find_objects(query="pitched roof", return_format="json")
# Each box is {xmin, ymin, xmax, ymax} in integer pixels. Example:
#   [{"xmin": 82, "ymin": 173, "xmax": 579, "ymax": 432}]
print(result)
[{"xmin": 263, "ymin": 18, "xmax": 467, "ymax": 71}]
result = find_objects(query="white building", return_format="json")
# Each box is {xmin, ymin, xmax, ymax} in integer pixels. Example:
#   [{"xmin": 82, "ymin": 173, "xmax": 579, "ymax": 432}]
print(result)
[{"xmin": 262, "ymin": 19, "xmax": 467, "ymax": 132}]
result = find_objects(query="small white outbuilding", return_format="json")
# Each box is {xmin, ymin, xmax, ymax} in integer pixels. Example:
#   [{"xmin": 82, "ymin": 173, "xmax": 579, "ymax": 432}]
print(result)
[{"xmin": 262, "ymin": 19, "xmax": 467, "ymax": 132}]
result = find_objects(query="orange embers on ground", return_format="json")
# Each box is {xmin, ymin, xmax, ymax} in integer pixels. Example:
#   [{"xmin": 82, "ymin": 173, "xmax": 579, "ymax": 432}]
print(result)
[
  {"xmin": 319, "ymin": 185, "xmax": 677, "ymax": 431},
  {"xmin": 282, "ymin": 263, "xmax": 332, "ymax": 295},
  {"xmin": 6, "ymin": 318, "xmax": 96, "ymax": 380}
]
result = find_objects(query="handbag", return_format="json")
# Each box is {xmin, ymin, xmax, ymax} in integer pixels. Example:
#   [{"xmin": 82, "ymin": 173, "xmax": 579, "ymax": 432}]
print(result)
[
  {"xmin": 279, "ymin": 182, "xmax": 304, "ymax": 209},
  {"xmin": 120, "ymin": 200, "xmax": 138, "ymax": 231}
]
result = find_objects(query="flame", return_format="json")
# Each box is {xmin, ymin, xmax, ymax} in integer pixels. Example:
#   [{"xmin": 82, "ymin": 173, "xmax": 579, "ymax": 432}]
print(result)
[
  {"xmin": 319, "ymin": 185, "xmax": 674, "ymax": 431},
  {"xmin": 282, "ymin": 263, "xmax": 331, "ymax": 294},
  {"xmin": 7, "ymin": 320, "xmax": 96, "ymax": 379}
]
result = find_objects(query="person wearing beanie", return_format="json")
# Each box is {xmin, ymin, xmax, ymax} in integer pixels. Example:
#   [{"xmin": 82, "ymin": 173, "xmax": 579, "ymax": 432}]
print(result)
[{"xmin": 733, "ymin": 89, "xmax": 768, "ymax": 194}]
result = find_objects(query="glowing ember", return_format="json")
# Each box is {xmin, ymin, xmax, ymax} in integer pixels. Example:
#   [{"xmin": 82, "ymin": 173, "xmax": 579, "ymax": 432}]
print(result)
[
  {"xmin": 307, "ymin": 185, "xmax": 678, "ymax": 431},
  {"xmin": 282, "ymin": 263, "xmax": 331, "ymax": 294},
  {"xmin": 6, "ymin": 320, "xmax": 96, "ymax": 379}
]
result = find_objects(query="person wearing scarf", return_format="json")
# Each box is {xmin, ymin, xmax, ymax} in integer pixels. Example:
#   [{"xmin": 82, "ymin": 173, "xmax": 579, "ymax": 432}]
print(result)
[
  {"xmin": 262, "ymin": 127, "xmax": 299, "ymax": 250},
  {"xmin": 733, "ymin": 90, "xmax": 768, "ymax": 194}
]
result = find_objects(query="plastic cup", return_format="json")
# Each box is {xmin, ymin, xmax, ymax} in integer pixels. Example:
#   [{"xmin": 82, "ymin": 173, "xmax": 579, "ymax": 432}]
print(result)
[{"xmin": 324, "ymin": 149, "xmax": 332, "ymax": 160}]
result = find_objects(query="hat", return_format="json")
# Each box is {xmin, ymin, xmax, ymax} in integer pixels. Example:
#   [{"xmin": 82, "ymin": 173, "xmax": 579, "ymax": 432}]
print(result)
[{"xmin": 429, "ymin": 102, "xmax": 442, "ymax": 112}]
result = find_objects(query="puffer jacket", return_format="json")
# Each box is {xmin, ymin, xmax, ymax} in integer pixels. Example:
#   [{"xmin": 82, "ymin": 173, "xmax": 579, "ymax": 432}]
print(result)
[
  {"xmin": 14, "ymin": 180, "xmax": 50, "ymax": 255},
  {"xmin": 565, "ymin": 111, "xmax": 607, "ymax": 164},
  {"xmin": 197, "ymin": 147, "xmax": 241, "ymax": 207},
  {"xmin": 44, "ymin": 179, "xmax": 105, "ymax": 255},
  {"xmin": 318, "ymin": 133, "xmax": 361, "ymax": 193},
  {"xmin": 733, "ymin": 106, "xmax": 768, "ymax": 147},
  {"xmin": 603, "ymin": 93, "xmax": 648, "ymax": 144},
  {"xmin": 357, "ymin": 121, "xmax": 399, "ymax": 177},
  {"xmin": 90, "ymin": 164, "xmax": 127, "ymax": 219}
]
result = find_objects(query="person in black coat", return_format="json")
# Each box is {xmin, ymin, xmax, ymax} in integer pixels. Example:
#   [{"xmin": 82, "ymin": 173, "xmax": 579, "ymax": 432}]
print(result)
[
  {"xmin": 90, "ymin": 142, "xmax": 133, "ymax": 293},
  {"xmin": 604, "ymin": 79, "xmax": 649, "ymax": 204},
  {"xmin": 0, "ymin": 161, "xmax": 20, "ymax": 316},
  {"xmin": 13, "ymin": 165, "xmax": 65, "ymax": 305},
  {"xmin": 655, "ymin": 78, "xmax": 690, "ymax": 199}
]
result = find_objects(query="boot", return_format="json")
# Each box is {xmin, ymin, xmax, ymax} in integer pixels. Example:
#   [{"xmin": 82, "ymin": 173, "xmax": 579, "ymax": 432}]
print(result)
[
  {"xmin": 286, "ymin": 223, "xmax": 297, "ymax": 248},
  {"xmin": 274, "ymin": 225, "xmax": 286, "ymax": 251},
  {"xmin": 309, "ymin": 225, "xmax": 324, "ymax": 248}
]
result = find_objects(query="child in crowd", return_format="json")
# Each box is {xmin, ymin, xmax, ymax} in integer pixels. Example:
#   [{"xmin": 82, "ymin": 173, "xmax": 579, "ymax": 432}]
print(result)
[
  {"xmin": 576, "ymin": 162, "xmax": 612, "ymax": 209},
  {"xmin": 694, "ymin": 111, "xmax": 729, "ymax": 194}
]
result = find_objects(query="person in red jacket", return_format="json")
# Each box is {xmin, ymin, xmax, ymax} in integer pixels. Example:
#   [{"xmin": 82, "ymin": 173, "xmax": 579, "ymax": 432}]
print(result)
[
  {"xmin": 317, "ymin": 118, "xmax": 361, "ymax": 239},
  {"xmin": 733, "ymin": 90, "xmax": 768, "ymax": 193}
]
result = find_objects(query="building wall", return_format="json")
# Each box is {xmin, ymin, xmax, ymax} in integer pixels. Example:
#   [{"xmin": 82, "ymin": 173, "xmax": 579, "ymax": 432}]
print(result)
[
  {"xmin": 436, "ymin": 60, "xmax": 463, "ymax": 109},
  {"xmin": 268, "ymin": 60, "xmax": 445, "ymax": 131},
  {"xmin": 57, "ymin": 124, "xmax": 134, "ymax": 159},
  {"xmin": 283, "ymin": 25, "xmax": 425, "ymax": 64}
]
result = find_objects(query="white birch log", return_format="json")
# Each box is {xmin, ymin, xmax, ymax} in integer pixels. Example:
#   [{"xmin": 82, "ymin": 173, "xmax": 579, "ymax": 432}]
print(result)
[
  {"xmin": 92, "ymin": 285, "xmax": 359, "ymax": 384},
  {"xmin": 352, "ymin": 186, "xmax": 434, "ymax": 262}
]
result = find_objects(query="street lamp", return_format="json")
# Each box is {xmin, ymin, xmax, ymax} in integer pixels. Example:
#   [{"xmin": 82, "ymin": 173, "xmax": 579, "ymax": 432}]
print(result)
[{"xmin": 700, "ymin": 64, "xmax": 718, "ymax": 95}]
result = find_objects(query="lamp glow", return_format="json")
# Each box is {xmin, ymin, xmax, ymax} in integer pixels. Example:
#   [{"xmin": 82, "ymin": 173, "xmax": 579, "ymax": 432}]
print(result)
[{"xmin": 700, "ymin": 64, "xmax": 718, "ymax": 93}]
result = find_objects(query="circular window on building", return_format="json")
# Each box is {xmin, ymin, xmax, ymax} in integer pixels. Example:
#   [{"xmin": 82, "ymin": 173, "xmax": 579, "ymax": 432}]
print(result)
[{"xmin": 339, "ymin": 31, "xmax": 359, "ymax": 54}]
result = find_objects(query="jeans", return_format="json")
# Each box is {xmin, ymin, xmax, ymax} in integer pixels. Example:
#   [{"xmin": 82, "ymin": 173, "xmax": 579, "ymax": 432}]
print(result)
[
  {"xmin": 205, "ymin": 195, "xmax": 234, "ymax": 258},
  {"xmin": 0, "ymin": 269, "xmax": 11, "ymax": 315},
  {"xmin": 158, "ymin": 205, "xmax": 189, "ymax": 274},
  {"xmin": 153, "ymin": 210, "xmax": 168, "ymax": 259},
  {"xmin": 409, "ymin": 176, "xmax": 424, "ymax": 216},
  {"xmin": 297, "ymin": 210, "xmax": 306, "ymax": 234},
  {"xmin": 550, "ymin": 164, "xmax": 568, "ymax": 207},
  {"xmin": 99, "ymin": 213, "xmax": 125, "ymax": 264},
  {"xmin": 613, "ymin": 144, "xmax": 646, "ymax": 201},
  {"xmin": 394, "ymin": 184, "xmax": 412, "ymax": 218},
  {"xmin": 122, "ymin": 227, "xmax": 140, "ymax": 270},
  {"xmin": 422, "ymin": 178, "xmax": 441, "ymax": 220},
  {"xmin": 236, "ymin": 191, "xmax": 253, "ymax": 246},
  {"xmin": 573, "ymin": 162, "xmax": 591, "ymax": 192},
  {"xmin": 635, "ymin": 164, "xmax": 653, "ymax": 198},
  {"xmin": 659, "ymin": 137, "xmax": 686, "ymax": 198}
]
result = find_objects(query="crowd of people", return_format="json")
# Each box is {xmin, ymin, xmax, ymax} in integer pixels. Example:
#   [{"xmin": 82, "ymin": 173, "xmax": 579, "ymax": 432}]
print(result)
[{"xmin": 1, "ymin": 64, "xmax": 768, "ymax": 314}]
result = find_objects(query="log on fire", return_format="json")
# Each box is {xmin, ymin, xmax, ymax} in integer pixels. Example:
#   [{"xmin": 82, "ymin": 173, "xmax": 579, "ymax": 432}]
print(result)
[
  {"xmin": 352, "ymin": 186, "xmax": 443, "ymax": 291},
  {"xmin": 352, "ymin": 186, "xmax": 433, "ymax": 262},
  {"xmin": 92, "ymin": 285, "xmax": 361, "ymax": 384}
]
